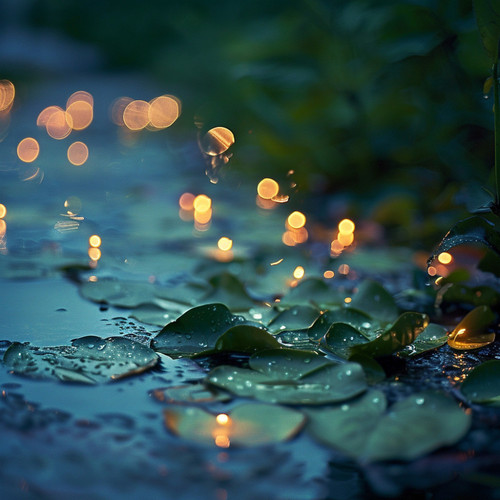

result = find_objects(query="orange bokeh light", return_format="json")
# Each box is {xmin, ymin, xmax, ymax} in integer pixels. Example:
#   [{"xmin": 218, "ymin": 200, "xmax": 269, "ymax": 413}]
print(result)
[
  {"xmin": 110, "ymin": 97, "xmax": 133, "ymax": 126},
  {"xmin": 323, "ymin": 270, "xmax": 334, "ymax": 279},
  {"xmin": 67, "ymin": 141, "xmax": 89, "ymax": 166},
  {"xmin": 257, "ymin": 178, "xmax": 279, "ymax": 200},
  {"xmin": 0, "ymin": 204, "xmax": 6, "ymax": 219},
  {"xmin": 88, "ymin": 247, "xmax": 101, "ymax": 261},
  {"xmin": 216, "ymin": 414, "xmax": 230, "ymax": 425},
  {"xmin": 17, "ymin": 137, "xmax": 40, "ymax": 163},
  {"xmin": 148, "ymin": 95, "xmax": 181, "ymax": 129},
  {"xmin": 217, "ymin": 237, "xmax": 233, "ymax": 251},
  {"xmin": 338, "ymin": 219, "xmax": 355, "ymax": 234},
  {"xmin": 66, "ymin": 100, "xmax": 93, "ymax": 130},
  {"xmin": 287, "ymin": 211, "xmax": 306, "ymax": 229},
  {"xmin": 46, "ymin": 109, "xmax": 73, "ymax": 139},
  {"xmin": 338, "ymin": 264, "xmax": 350, "ymax": 275},
  {"xmin": 37, "ymin": 106, "xmax": 62, "ymax": 127},
  {"xmin": 202, "ymin": 127, "xmax": 235, "ymax": 155},
  {"xmin": 179, "ymin": 192, "xmax": 195, "ymax": 211},
  {"xmin": 89, "ymin": 235, "xmax": 101, "ymax": 248},
  {"xmin": 0, "ymin": 219, "xmax": 6, "ymax": 236},
  {"xmin": 193, "ymin": 194, "xmax": 212, "ymax": 212},
  {"xmin": 123, "ymin": 100, "xmax": 150, "ymax": 130},
  {"xmin": 437, "ymin": 252, "xmax": 453, "ymax": 265},
  {"xmin": 0, "ymin": 80, "xmax": 15, "ymax": 112},
  {"xmin": 293, "ymin": 266, "xmax": 305, "ymax": 279},
  {"xmin": 194, "ymin": 208, "xmax": 212, "ymax": 225},
  {"xmin": 337, "ymin": 232, "xmax": 354, "ymax": 246},
  {"xmin": 66, "ymin": 91, "xmax": 94, "ymax": 108}
]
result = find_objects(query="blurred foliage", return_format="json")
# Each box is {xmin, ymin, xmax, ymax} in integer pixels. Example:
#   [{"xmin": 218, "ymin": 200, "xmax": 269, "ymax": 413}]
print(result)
[{"xmin": 28, "ymin": 0, "xmax": 493, "ymax": 230}]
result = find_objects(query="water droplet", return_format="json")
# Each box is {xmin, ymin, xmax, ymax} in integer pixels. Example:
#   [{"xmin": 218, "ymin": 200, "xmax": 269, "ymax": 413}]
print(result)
[
  {"xmin": 341, "ymin": 404, "xmax": 349, "ymax": 411},
  {"xmin": 303, "ymin": 358, "xmax": 311, "ymax": 364},
  {"xmin": 415, "ymin": 397, "xmax": 425, "ymax": 405}
]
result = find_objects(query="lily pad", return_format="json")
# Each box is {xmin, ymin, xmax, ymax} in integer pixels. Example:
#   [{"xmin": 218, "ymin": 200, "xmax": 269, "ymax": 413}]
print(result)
[
  {"xmin": 447, "ymin": 305, "xmax": 496, "ymax": 350},
  {"xmin": 461, "ymin": 360, "xmax": 500, "ymax": 405},
  {"xmin": 275, "ymin": 329, "xmax": 320, "ymax": 351},
  {"xmin": 398, "ymin": 323, "xmax": 448, "ymax": 358},
  {"xmin": 164, "ymin": 402, "xmax": 306, "ymax": 447},
  {"xmin": 308, "ymin": 308, "xmax": 375, "ymax": 341},
  {"xmin": 348, "ymin": 280, "xmax": 399, "ymax": 323},
  {"xmin": 206, "ymin": 360, "xmax": 367, "ymax": 405},
  {"xmin": 306, "ymin": 391, "xmax": 471, "ymax": 462},
  {"xmin": 200, "ymin": 272, "xmax": 257, "ymax": 311},
  {"xmin": 3, "ymin": 336, "xmax": 159, "ymax": 384},
  {"xmin": 350, "ymin": 312, "xmax": 429, "ymax": 359},
  {"xmin": 129, "ymin": 302, "xmax": 188, "ymax": 326},
  {"xmin": 150, "ymin": 383, "xmax": 232, "ymax": 404},
  {"xmin": 211, "ymin": 325, "xmax": 283, "ymax": 355},
  {"xmin": 279, "ymin": 278, "xmax": 343, "ymax": 307},
  {"xmin": 320, "ymin": 322, "xmax": 370, "ymax": 359},
  {"xmin": 151, "ymin": 303, "xmax": 249, "ymax": 357},
  {"xmin": 80, "ymin": 279, "xmax": 158, "ymax": 308},
  {"xmin": 267, "ymin": 305, "xmax": 320, "ymax": 333}
]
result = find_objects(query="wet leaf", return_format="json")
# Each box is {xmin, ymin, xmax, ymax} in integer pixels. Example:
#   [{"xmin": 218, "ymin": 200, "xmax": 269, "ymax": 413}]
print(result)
[
  {"xmin": 320, "ymin": 322, "xmax": 369, "ymax": 359},
  {"xmin": 164, "ymin": 402, "xmax": 305, "ymax": 447},
  {"xmin": 279, "ymin": 278, "xmax": 343, "ymax": 307},
  {"xmin": 151, "ymin": 303, "xmax": 249, "ymax": 357},
  {"xmin": 428, "ymin": 216, "xmax": 500, "ymax": 267},
  {"xmin": 461, "ymin": 360, "xmax": 500, "ymax": 405},
  {"xmin": 200, "ymin": 272, "xmax": 257, "ymax": 311},
  {"xmin": 447, "ymin": 305, "xmax": 496, "ymax": 350},
  {"xmin": 348, "ymin": 280, "xmax": 399, "ymax": 323},
  {"xmin": 80, "ymin": 279, "xmax": 158, "ymax": 308},
  {"xmin": 275, "ymin": 329, "xmax": 319, "ymax": 351},
  {"xmin": 267, "ymin": 305, "xmax": 320, "ymax": 333},
  {"xmin": 206, "ymin": 361, "xmax": 366, "ymax": 405},
  {"xmin": 306, "ymin": 391, "xmax": 471, "ymax": 462},
  {"xmin": 151, "ymin": 383, "xmax": 232, "ymax": 404},
  {"xmin": 3, "ymin": 336, "xmax": 159, "ymax": 384},
  {"xmin": 398, "ymin": 323, "xmax": 448, "ymax": 357},
  {"xmin": 350, "ymin": 312, "xmax": 429, "ymax": 359},
  {"xmin": 211, "ymin": 325, "xmax": 283, "ymax": 355},
  {"xmin": 473, "ymin": 0, "xmax": 500, "ymax": 61},
  {"xmin": 129, "ymin": 302, "xmax": 188, "ymax": 326},
  {"xmin": 308, "ymin": 308, "xmax": 375, "ymax": 341},
  {"xmin": 348, "ymin": 353, "xmax": 386, "ymax": 383}
]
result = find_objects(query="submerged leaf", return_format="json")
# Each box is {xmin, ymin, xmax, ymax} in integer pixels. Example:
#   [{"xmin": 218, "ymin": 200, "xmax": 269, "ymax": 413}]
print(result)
[
  {"xmin": 447, "ymin": 305, "xmax": 496, "ymax": 350},
  {"xmin": 3, "ymin": 336, "xmax": 159, "ymax": 384},
  {"xmin": 306, "ymin": 391, "xmax": 471, "ymax": 462},
  {"xmin": 151, "ymin": 303, "xmax": 249, "ymax": 357},
  {"xmin": 461, "ymin": 360, "xmax": 500, "ymax": 405},
  {"xmin": 164, "ymin": 403, "xmax": 305, "ymax": 447}
]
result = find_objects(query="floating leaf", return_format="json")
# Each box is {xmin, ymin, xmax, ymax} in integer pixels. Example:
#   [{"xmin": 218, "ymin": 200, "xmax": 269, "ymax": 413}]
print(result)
[
  {"xmin": 279, "ymin": 278, "xmax": 343, "ymax": 307},
  {"xmin": 350, "ymin": 312, "xmax": 429, "ymax": 359},
  {"xmin": 348, "ymin": 280, "xmax": 399, "ymax": 323},
  {"xmin": 428, "ymin": 216, "xmax": 500, "ymax": 268},
  {"xmin": 151, "ymin": 383, "xmax": 231, "ymax": 404},
  {"xmin": 151, "ymin": 303, "xmax": 249, "ymax": 357},
  {"xmin": 164, "ymin": 403, "xmax": 305, "ymax": 447},
  {"xmin": 320, "ymin": 322, "xmax": 369, "ymax": 359},
  {"xmin": 473, "ymin": 0, "xmax": 500, "ymax": 61},
  {"xmin": 306, "ymin": 391, "xmax": 471, "ymax": 462},
  {"xmin": 461, "ymin": 360, "xmax": 500, "ymax": 405},
  {"xmin": 308, "ymin": 308, "xmax": 375, "ymax": 341},
  {"xmin": 3, "ymin": 336, "xmax": 159, "ymax": 384},
  {"xmin": 200, "ymin": 272, "xmax": 257, "ymax": 311},
  {"xmin": 206, "ymin": 360, "xmax": 367, "ymax": 405},
  {"xmin": 447, "ymin": 305, "xmax": 496, "ymax": 350},
  {"xmin": 211, "ymin": 325, "xmax": 283, "ymax": 355},
  {"xmin": 267, "ymin": 305, "xmax": 320, "ymax": 333},
  {"xmin": 275, "ymin": 329, "xmax": 319, "ymax": 351},
  {"xmin": 398, "ymin": 323, "xmax": 448, "ymax": 357},
  {"xmin": 129, "ymin": 302, "xmax": 188, "ymax": 326},
  {"xmin": 80, "ymin": 279, "xmax": 158, "ymax": 308}
]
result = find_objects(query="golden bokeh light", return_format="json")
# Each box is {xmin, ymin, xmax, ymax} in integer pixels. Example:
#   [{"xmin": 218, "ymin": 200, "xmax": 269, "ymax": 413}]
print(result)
[
  {"xmin": 287, "ymin": 211, "xmax": 306, "ymax": 229},
  {"xmin": 89, "ymin": 235, "xmax": 102, "ymax": 248},
  {"xmin": 110, "ymin": 97, "xmax": 133, "ymax": 126},
  {"xmin": 338, "ymin": 232, "xmax": 354, "ymax": 247},
  {"xmin": 338, "ymin": 264, "xmax": 350, "ymax": 275},
  {"xmin": 338, "ymin": 219, "xmax": 355, "ymax": 234},
  {"xmin": 330, "ymin": 239, "xmax": 344, "ymax": 255},
  {"xmin": 282, "ymin": 231, "xmax": 296, "ymax": 246},
  {"xmin": 257, "ymin": 178, "xmax": 279, "ymax": 200},
  {"xmin": 217, "ymin": 237, "xmax": 233, "ymax": 251},
  {"xmin": 194, "ymin": 208, "xmax": 212, "ymax": 225},
  {"xmin": 427, "ymin": 266, "xmax": 437, "ymax": 277},
  {"xmin": 437, "ymin": 252, "xmax": 453, "ymax": 265},
  {"xmin": 0, "ymin": 80, "xmax": 15, "ymax": 112},
  {"xmin": 66, "ymin": 91, "xmax": 94, "ymax": 108},
  {"xmin": 193, "ymin": 194, "xmax": 212, "ymax": 213},
  {"xmin": 324, "ymin": 270, "xmax": 334, "ymax": 279},
  {"xmin": 0, "ymin": 219, "xmax": 6, "ymax": 236},
  {"xmin": 148, "ymin": 95, "xmax": 181, "ymax": 129},
  {"xmin": 46, "ymin": 109, "xmax": 73, "ymax": 139},
  {"xmin": 202, "ymin": 127, "xmax": 235, "ymax": 155},
  {"xmin": 0, "ymin": 204, "xmax": 6, "ymax": 219},
  {"xmin": 293, "ymin": 266, "xmax": 305, "ymax": 279},
  {"xmin": 179, "ymin": 192, "xmax": 195, "ymax": 211},
  {"xmin": 37, "ymin": 106, "xmax": 62, "ymax": 127},
  {"xmin": 88, "ymin": 247, "xmax": 101, "ymax": 261},
  {"xmin": 344, "ymin": 297, "xmax": 352, "ymax": 304},
  {"xmin": 216, "ymin": 414, "xmax": 230, "ymax": 425},
  {"xmin": 17, "ymin": 137, "xmax": 40, "ymax": 163},
  {"xmin": 66, "ymin": 100, "xmax": 93, "ymax": 130},
  {"xmin": 214, "ymin": 435, "xmax": 231, "ymax": 448},
  {"xmin": 123, "ymin": 100, "xmax": 150, "ymax": 130},
  {"xmin": 67, "ymin": 141, "xmax": 89, "ymax": 166}
]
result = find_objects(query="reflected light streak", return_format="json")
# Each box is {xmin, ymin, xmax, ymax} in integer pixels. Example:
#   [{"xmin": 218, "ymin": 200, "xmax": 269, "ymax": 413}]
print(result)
[
  {"xmin": 0, "ymin": 219, "xmax": 6, "ymax": 235},
  {"xmin": 67, "ymin": 141, "xmax": 89, "ymax": 166},
  {"xmin": 0, "ymin": 80, "xmax": 15, "ymax": 112},
  {"xmin": 17, "ymin": 138, "xmax": 40, "ymax": 163}
]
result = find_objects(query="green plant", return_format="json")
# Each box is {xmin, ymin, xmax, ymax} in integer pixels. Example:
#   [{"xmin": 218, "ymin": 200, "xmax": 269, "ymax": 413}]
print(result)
[{"xmin": 429, "ymin": 0, "xmax": 500, "ymax": 269}]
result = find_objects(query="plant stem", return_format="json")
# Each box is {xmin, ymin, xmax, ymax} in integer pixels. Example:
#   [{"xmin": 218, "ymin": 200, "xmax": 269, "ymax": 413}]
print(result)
[{"xmin": 494, "ymin": 61, "xmax": 500, "ymax": 205}]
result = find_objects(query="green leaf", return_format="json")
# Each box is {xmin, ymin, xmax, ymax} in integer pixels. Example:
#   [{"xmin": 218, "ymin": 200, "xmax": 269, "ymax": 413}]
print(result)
[
  {"xmin": 428, "ymin": 216, "xmax": 500, "ymax": 268},
  {"xmin": 461, "ymin": 360, "xmax": 500, "ymax": 405},
  {"xmin": 447, "ymin": 305, "xmax": 496, "ymax": 350},
  {"xmin": 348, "ymin": 280, "xmax": 399, "ymax": 323},
  {"xmin": 151, "ymin": 303, "xmax": 249, "ymax": 357},
  {"xmin": 473, "ymin": 0, "xmax": 500, "ymax": 62},
  {"xmin": 308, "ymin": 308, "xmax": 375, "ymax": 341},
  {"xmin": 129, "ymin": 302, "xmax": 188, "ymax": 326},
  {"xmin": 3, "ymin": 336, "xmax": 159, "ymax": 384},
  {"xmin": 206, "ymin": 360, "xmax": 367, "ymax": 405},
  {"xmin": 350, "ymin": 312, "xmax": 429, "ymax": 359},
  {"xmin": 320, "ymin": 322, "xmax": 370, "ymax": 359},
  {"xmin": 279, "ymin": 278, "xmax": 343, "ymax": 307},
  {"xmin": 275, "ymin": 329, "xmax": 320, "ymax": 351},
  {"xmin": 267, "ymin": 305, "xmax": 320, "ymax": 333},
  {"xmin": 306, "ymin": 391, "xmax": 471, "ymax": 462},
  {"xmin": 212, "ymin": 325, "xmax": 283, "ymax": 355},
  {"xmin": 200, "ymin": 272, "xmax": 257, "ymax": 311},
  {"xmin": 398, "ymin": 323, "xmax": 448, "ymax": 357},
  {"xmin": 164, "ymin": 403, "xmax": 306, "ymax": 447}
]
